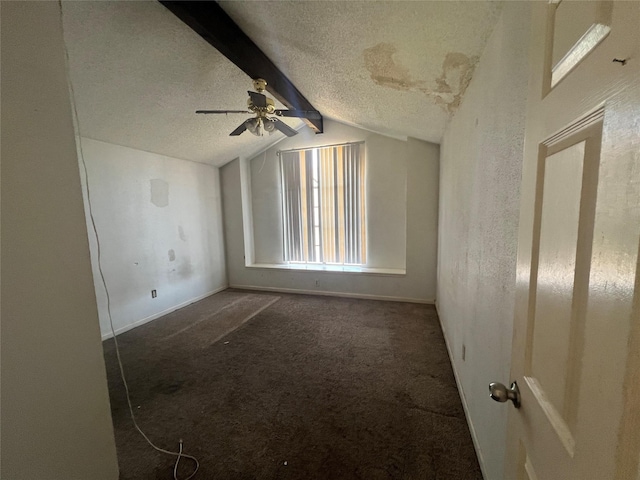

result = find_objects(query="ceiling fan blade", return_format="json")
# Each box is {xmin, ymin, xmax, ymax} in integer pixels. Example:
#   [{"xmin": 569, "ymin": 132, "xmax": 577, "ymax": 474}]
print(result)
[
  {"xmin": 229, "ymin": 122, "xmax": 247, "ymax": 136},
  {"xmin": 273, "ymin": 109, "xmax": 322, "ymax": 120},
  {"xmin": 272, "ymin": 118, "xmax": 298, "ymax": 137},
  {"xmin": 248, "ymin": 91, "xmax": 267, "ymax": 108},
  {"xmin": 196, "ymin": 110, "xmax": 252, "ymax": 114}
]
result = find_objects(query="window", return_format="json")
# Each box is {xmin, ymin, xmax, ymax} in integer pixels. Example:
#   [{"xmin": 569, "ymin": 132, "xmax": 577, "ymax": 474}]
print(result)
[{"xmin": 280, "ymin": 142, "xmax": 366, "ymax": 265}]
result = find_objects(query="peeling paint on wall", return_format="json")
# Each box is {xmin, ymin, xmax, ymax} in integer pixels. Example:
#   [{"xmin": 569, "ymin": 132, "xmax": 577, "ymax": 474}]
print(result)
[
  {"xmin": 150, "ymin": 178, "xmax": 169, "ymax": 207},
  {"xmin": 168, "ymin": 249, "xmax": 175, "ymax": 262},
  {"xmin": 363, "ymin": 43, "xmax": 478, "ymax": 114}
]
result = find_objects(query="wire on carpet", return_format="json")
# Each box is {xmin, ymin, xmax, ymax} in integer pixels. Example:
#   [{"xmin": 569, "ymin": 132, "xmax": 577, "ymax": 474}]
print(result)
[{"xmin": 58, "ymin": 2, "xmax": 200, "ymax": 478}]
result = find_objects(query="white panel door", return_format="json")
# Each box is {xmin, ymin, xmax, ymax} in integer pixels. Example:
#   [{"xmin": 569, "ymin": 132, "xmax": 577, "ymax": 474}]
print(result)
[{"xmin": 503, "ymin": 1, "xmax": 640, "ymax": 479}]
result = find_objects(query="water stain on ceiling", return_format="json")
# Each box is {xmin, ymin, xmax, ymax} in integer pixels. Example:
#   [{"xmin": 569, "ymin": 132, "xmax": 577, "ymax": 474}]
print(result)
[{"xmin": 364, "ymin": 43, "xmax": 478, "ymax": 114}]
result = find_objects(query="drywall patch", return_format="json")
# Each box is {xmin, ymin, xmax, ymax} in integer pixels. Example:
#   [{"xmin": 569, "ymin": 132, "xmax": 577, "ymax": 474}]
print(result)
[
  {"xmin": 178, "ymin": 225, "xmax": 187, "ymax": 242},
  {"xmin": 150, "ymin": 179, "xmax": 169, "ymax": 207},
  {"xmin": 177, "ymin": 257, "xmax": 194, "ymax": 279},
  {"xmin": 168, "ymin": 249, "xmax": 175, "ymax": 262},
  {"xmin": 363, "ymin": 43, "xmax": 478, "ymax": 113}
]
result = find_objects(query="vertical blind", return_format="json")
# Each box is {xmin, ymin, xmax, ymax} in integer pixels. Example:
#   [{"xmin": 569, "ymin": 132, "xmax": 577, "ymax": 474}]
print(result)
[{"xmin": 281, "ymin": 143, "xmax": 366, "ymax": 265}]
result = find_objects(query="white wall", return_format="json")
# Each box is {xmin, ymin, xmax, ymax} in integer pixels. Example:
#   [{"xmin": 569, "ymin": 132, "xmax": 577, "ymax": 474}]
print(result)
[
  {"xmin": 251, "ymin": 121, "xmax": 407, "ymax": 270},
  {"xmin": 79, "ymin": 139, "xmax": 227, "ymax": 338},
  {"xmin": 1, "ymin": 2, "xmax": 119, "ymax": 478},
  {"xmin": 437, "ymin": 3, "xmax": 531, "ymax": 479},
  {"xmin": 221, "ymin": 120, "xmax": 439, "ymax": 303}
]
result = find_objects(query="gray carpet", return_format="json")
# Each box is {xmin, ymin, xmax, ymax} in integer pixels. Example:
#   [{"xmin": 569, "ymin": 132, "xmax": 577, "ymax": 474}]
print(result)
[{"xmin": 103, "ymin": 289, "xmax": 482, "ymax": 479}]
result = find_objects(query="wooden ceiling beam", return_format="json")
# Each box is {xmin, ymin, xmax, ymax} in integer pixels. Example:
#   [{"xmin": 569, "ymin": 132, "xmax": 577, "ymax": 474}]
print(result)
[{"xmin": 159, "ymin": 0, "xmax": 323, "ymax": 133}]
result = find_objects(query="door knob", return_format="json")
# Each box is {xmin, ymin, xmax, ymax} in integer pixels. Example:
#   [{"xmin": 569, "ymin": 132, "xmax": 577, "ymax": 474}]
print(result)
[{"xmin": 489, "ymin": 381, "xmax": 521, "ymax": 408}]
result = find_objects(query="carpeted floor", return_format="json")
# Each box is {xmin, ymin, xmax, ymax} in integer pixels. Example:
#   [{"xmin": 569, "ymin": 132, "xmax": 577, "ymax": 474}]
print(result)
[{"xmin": 103, "ymin": 289, "xmax": 482, "ymax": 480}]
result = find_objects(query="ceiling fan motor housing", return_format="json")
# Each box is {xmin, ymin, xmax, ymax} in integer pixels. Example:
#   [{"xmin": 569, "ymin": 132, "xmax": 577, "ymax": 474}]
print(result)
[
  {"xmin": 252, "ymin": 78, "xmax": 267, "ymax": 93},
  {"xmin": 248, "ymin": 96, "xmax": 275, "ymax": 115}
]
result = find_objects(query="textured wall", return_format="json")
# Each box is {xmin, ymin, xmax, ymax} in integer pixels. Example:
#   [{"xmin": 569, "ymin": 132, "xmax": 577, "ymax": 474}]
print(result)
[
  {"xmin": 437, "ymin": 3, "xmax": 531, "ymax": 479},
  {"xmin": 79, "ymin": 139, "xmax": 227, "ymax": 338},
  {"xmin": 1, "ymin": 2, "xmax": 119, "ymax": 478}
]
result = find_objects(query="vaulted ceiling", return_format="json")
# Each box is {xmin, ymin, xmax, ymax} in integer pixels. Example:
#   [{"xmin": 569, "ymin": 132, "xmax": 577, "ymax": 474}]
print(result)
[{"xmin": 61, "ymin": 1, "xmax": 502, "ymax": 167}]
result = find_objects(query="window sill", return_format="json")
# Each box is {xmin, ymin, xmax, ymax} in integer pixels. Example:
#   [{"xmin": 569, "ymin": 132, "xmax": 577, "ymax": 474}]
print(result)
[{"xmin": 247, "ymin": 263, "xmax": 406, "ymax": 276}]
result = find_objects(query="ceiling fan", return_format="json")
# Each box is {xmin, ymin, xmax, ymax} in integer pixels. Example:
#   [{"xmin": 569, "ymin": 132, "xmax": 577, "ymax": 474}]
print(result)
[{"xmin": 196, "ymin": 78, "xmax": 321, "ymax": 138}]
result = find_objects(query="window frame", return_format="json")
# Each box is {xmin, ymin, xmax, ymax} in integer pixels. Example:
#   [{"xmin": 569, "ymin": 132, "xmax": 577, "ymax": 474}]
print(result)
[{"xmin": 279, "ymin": 141, "xmax": 366, "ymax": 267}]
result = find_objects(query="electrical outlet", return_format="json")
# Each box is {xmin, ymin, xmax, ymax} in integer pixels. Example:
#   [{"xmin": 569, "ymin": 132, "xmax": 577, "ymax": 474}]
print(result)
[
  {"xmin": 151, "ymin": 289, "xmax": 157, "ymax": 298},
  {"xmin": 462, "ymin": 344, "xmax": 466, "ymax": 361}
]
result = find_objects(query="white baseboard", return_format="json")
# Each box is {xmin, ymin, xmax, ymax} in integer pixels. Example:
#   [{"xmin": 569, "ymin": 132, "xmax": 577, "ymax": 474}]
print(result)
[
  {"xmin": 229, "ymin": 284, "xmax": 435, "ymax": 305},
  {"xmin": 435, "ymin": 301, "xmax": 488, "ymax": 480},
  {"xmin": 101, "ymin": 285, "xmax": 228, "ymax": 340}
]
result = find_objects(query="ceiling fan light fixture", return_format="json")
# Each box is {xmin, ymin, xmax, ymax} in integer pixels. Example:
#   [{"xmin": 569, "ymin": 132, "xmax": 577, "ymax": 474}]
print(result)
[
  {"xmin": 263, "ymin": 117, "xmax": 277, "ymax": 134},
  {"xmin": 245, "ymin": 117, "xmax": 263, "ymax": 136}
]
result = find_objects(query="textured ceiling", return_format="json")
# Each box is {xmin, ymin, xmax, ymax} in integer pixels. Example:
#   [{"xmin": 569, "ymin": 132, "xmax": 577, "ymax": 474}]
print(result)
[
  {"xmin": 62, "ymin": 1, "xmax": 502, "ymax": 166},
  {"xmin": 61, "ymin": 1, "xmax": 302, "ymax": 166},
  {"xmin": 220, "ymin": 1, "xmax": 503, "ymax": 144}
]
